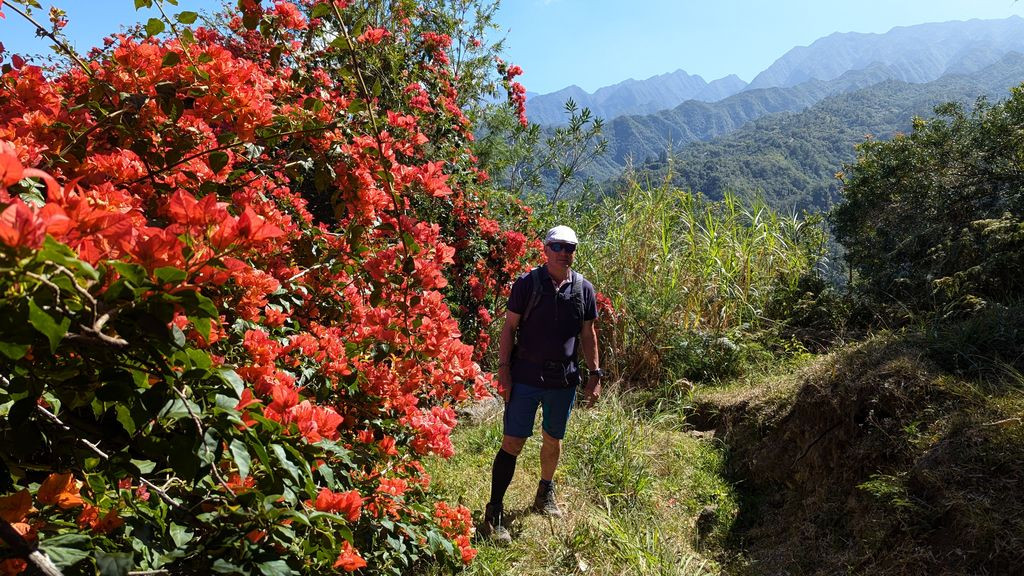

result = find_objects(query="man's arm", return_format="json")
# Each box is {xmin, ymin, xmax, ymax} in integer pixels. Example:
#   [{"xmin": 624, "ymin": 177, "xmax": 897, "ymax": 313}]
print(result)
[
  {"xmin": 580, "ymin": 319, "xmax": 601, "ymax": 406},
  {"xmin": 497, "ymin": 310, "xmax": 520, "ymax": 402}
]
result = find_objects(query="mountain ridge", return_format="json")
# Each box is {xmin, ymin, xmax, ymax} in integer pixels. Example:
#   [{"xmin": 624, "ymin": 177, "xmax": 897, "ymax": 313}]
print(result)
[{"xmin": 524, "ymin": 16, "xmax": 1024, "ymax": 129}]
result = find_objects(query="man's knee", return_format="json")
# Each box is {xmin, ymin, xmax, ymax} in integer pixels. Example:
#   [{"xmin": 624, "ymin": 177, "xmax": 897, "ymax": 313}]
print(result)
[
  {"xmin": 501, "ymin": 435, "xmax": 527, "ymax": 456},
  {"xmin": 540, "ymin": 430, "xmax": 562, "ymax": 448}
]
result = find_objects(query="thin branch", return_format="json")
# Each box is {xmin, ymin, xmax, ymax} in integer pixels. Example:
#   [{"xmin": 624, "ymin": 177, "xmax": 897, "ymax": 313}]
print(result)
[
  {"xmin": 35, "ymin": 405, "xmax": 186, "ymax": 512},
  {"xmin": 2, "ymin": 1, "xmax": 92, "ymax": 77},
  {"xmin": 153, "ymin": 0, "xmax": 199, "ymax": 68}
]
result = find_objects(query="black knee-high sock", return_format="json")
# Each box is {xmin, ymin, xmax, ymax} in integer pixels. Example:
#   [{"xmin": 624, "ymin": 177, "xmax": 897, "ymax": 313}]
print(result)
[{"xmin": 489, "ymin": 448, "xmax": 517, "ymax": 507}]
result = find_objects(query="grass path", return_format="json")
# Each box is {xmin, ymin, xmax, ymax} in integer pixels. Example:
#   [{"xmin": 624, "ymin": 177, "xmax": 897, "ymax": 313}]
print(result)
[{"xmin": 423, "ymin": 393, "xmax": 737, "ymax": 575}]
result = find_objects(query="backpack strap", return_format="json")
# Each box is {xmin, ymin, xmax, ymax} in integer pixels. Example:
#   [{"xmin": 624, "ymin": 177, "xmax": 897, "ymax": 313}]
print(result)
[
  {"xmin": 571, "ymin": 270, "xmax": 584, "ymax": 335},
  {"xmin": 520, "ymin": 266, "xmax": 544, "ymax": 325}
]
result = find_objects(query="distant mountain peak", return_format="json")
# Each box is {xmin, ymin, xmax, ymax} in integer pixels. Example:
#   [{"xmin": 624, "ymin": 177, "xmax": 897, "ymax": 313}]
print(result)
[
  {"xmin": 525, "ymin": 70, "xmax": 747, "ymax": 126},
  {"xmin": 745, "ymin": 16, "xmax": 1024, "ymax": 91}
]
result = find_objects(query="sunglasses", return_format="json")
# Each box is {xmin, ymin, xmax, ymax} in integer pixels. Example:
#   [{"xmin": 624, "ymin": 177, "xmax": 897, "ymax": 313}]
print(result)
[{"xmin": 547, "ymin": 242, "xmax": 577, "ymax": 254}]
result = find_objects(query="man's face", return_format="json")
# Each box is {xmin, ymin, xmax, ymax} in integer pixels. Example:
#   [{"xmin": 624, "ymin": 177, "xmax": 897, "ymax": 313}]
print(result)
[{"xmin": 544, "ymin": 241, "xmax": 576, "ymax": 268}]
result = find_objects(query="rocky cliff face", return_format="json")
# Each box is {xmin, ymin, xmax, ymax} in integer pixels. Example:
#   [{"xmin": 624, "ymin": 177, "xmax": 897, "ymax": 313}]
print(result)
[{"xmin": 745, "ymin": 16, "xmax": 1024, "ymax": 90}]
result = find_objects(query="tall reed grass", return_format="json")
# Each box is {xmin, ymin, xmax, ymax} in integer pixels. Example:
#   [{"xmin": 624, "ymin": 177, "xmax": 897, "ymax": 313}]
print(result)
[{"xmin": 567, "ymin": 181, "xmax": 825, "ymax": 384}]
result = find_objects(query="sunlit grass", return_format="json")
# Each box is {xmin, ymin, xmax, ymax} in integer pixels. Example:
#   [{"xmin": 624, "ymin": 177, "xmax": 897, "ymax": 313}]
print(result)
[
  {"xmin": 423, "ymin": 393, "xmax": 737, "ymax": 575},
  {"xmin": 534, "ymin": 179, "xmax": 825, "ymax": 386}
]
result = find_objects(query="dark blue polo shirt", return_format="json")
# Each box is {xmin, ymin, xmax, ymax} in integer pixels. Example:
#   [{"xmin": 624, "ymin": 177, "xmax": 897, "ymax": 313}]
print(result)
[{"xmin": 507, "ymin": 266, "xmax": 598, "ymax": 388}]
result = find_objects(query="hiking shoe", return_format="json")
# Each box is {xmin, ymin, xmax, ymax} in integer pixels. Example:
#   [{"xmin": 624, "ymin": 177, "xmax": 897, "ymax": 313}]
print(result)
[
  {"xmin": 533, "ymin": 483, "xmax": 563, "ymax": 518},
  {"xmin": 484, "ymin": 502, "xmax": 512, "ymax": 544}
]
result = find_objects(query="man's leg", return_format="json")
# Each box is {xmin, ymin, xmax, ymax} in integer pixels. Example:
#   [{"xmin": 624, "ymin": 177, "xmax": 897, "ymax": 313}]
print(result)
[
  {"xmin": 533, "ymin": 386, "xmax": 576, "ymax": 517},
  {"xmin": 486, "ymin": 383, "xmax": 540, "ymax": 542},
  {"xmin": 489, "ymin": 435, "xmax": 526, "ymax": 507},
  {"xmin": 539, "ymin": 430, "xmax": 561, "ymax": 482}
]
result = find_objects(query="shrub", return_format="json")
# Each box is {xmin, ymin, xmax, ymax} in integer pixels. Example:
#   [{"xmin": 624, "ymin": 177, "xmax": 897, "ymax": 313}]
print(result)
[
  {"xmin": 0, "ymin": 0, "xmax": 535, "ymax": 573},
  {"xmin": 831, "ymin": 90, "xmax": 1024, "ymax": 319}
]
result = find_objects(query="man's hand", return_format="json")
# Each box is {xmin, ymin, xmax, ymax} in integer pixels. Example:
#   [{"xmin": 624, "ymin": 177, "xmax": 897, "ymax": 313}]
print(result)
[
  {"xmin": 582, "ymin": 375, "xmax": 602, "ymax": 407},
  {"xmin": 498, "ymin": 365, "xmax": 512, "ymax": 403}
]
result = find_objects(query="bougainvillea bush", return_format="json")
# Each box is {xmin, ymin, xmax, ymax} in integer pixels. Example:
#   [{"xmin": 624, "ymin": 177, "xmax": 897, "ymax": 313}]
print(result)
[{"xmin": 0, "ymin": 0, "xmax": 536, "ymax": 574}]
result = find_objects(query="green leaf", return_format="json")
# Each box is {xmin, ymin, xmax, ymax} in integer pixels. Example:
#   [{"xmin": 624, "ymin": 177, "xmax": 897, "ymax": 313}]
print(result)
[
  {"xmin": 258, "ymin": 560, "xmax": 295, "ymax": 576},
  {"xmin": 247, "ymin": 434, "xmax": 273, "ymax": 481},
  {"xmin": 111, "ymin": 261, "xmax": 148, "ymax": 286},
  {"xmin": 193, "ymin": 316, "xmax": 211, "ymax": 341},
  {"xmin": 175, "ymin": 10, "xmax": 198, "ymax": 24},
  {"xmin": 311, "ymin": 3, "xmax": 332, "ymax": 19},
  {"xmin": 177, "ymin": 289, "xmax": 218, "ymax": 318},
  {"xmin": 155, "ymin": 266, "xmax": 187, "ymax": 284},
  {"xmin": 242, "ymin": 12, "xmax": 259, "ymax": 30},
  {"xmin": 134, "ymin": 0, "xmax": 152, "ymax": 8},
  {"xmin": 157, "ymin": 397, "xmax": 200, "ymax": 423},
  {"xmin": 208, "ymin": 150, "xmax": 230, "ymax": 174},
  {"xmin": 130, "ymin": 459, "xmax": 156, "ymax": 474},
  {"xmin": 145, "ymin": 18, "xmax": 166, "ymax": 37},
  {"xmin": 218, "ymin": 369, "xmax": 245, "ymax": 397},
  {"xmin": 212, "ymin": 559, "xmax": 244, "ymax": 574},
  {"xmin": 162, "ymin": 51, "xmax": 181, "ymax": 67},
  {"xmin": 0, "ymin": 342, "xmax": 29, "ymax": 360},
  {"xmin": 229, "ymin": 439, "xmax": 251, "ymax": 480},
  {"xmin": 95, "ymin": 550, "xmax": 133, "ymax": 576},
  {"xmin": 39, "ymin": 533, "xmax": 92, "ymax": 568},
  {"xmin": 116, "ymin": 405, "xmax": 138, "ymax": 435},
  {"xmin": 199, "ymin": 429, "xmax": 221, "ymax": 467},
  {"xmin": 270, "ymin": 444, "xmax": 302, "ymax": 485},
  {"xmin": 169, "ymin": 523, "xmax": 193, "ymax": 548},
  {"xmin": 40, "ymin": 236, "xmax": 99, "ymax": 280},
  {"xmin": 28, "ymin": 300, "xmax": 70, "ymax": 353}
]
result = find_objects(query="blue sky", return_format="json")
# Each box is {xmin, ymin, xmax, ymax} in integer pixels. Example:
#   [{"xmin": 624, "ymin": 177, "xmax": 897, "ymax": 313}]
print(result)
[
  {"xmin": 492, "ymin": 0, "xmax": 1024, "ymax": 93},
  {"xmin": 3, "ymin": 0, "xmax": 1024, "ymax": 95}
]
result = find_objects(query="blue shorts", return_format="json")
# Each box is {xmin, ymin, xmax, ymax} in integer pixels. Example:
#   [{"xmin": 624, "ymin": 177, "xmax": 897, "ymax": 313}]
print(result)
[{"xmin": 503, "ymin": 382, "xmax": 577, "ymax": 440}]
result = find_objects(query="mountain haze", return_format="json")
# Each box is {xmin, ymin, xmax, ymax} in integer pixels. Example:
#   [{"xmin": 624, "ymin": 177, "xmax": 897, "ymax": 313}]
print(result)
[
  {"xmin": 514, "ymin": 16, "xmax": 1024, "ymax": 212},
  {"xmin": 524, "ymin": 69, "xmax": 747, "ymax": 125},
  {"xmin": 579, "ymin": 63, "xmax": 910, "ymax": 183},
  {"xmin": 745, "ymin": 16, "xmax": 1024, "ymax": 90}
]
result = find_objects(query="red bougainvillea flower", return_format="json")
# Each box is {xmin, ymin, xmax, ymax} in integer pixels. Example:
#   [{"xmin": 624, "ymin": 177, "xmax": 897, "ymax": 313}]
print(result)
[
  {"xmin": 0, "ymin": 141, "xmax": 24, "ymax": 188},
  {"xmin": 37, "ymin": 473, "xmax": 85, "ymax": 509},
  {"xmin": 310, "ymin": 487, "xmax": 363, "ymax": 522},
  {"xmin": 0, "ymin": 141, "xmax": 59, "ymax": 199},
  {"xmin": 357, "ymin": 26, "xmax": 390, "ymax": 44},
  {"xmin": 333, "ymin": 541, "xmax": 367, "ymax": 572},
  {"xmin": 0, "ymin": 489, "xmax": 31, "ymax": 523},
  {"xmin": 77, "ymin": 504, "xmax": 124, "ymax": 534}
]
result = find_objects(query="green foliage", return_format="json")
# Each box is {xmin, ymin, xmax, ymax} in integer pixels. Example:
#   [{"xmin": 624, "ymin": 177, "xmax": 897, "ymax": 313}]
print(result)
[
  {"xmin": 831, "ymin": 83, "xmax": 1024, "ymax": 318},
  {"xmin": 476, "ymin": 98, "xmax": 608, "ymax": 202}
]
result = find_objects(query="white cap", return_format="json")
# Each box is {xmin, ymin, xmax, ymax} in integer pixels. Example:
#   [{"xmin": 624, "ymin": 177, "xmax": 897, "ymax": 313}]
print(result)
[{"xmin": 544, "ymin": 225, "xmax": 579, "ymax": 245}]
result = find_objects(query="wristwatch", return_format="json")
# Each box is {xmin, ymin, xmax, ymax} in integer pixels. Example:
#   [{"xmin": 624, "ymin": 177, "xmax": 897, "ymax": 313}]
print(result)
[{"xmin": 589, "ymin": 368, "xmax": 606, "ymax": 378}]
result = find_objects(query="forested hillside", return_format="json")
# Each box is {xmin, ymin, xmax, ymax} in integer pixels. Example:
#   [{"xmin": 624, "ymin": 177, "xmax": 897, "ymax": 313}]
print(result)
[{"xmin": 641, "ymin": 52, "xmax": 1024, "ymax": 212}]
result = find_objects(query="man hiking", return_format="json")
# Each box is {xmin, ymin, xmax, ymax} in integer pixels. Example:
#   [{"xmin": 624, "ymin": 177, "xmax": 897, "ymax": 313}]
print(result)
[{"xmin": 484, "ymin": 225, "xmax": 604, "ymax": 543}]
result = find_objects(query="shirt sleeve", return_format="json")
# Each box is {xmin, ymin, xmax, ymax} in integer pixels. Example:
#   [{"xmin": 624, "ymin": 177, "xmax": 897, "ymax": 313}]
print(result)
[{"xmin": 583, "ymin": 280, "xmax": 598, "ymax": 321}]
